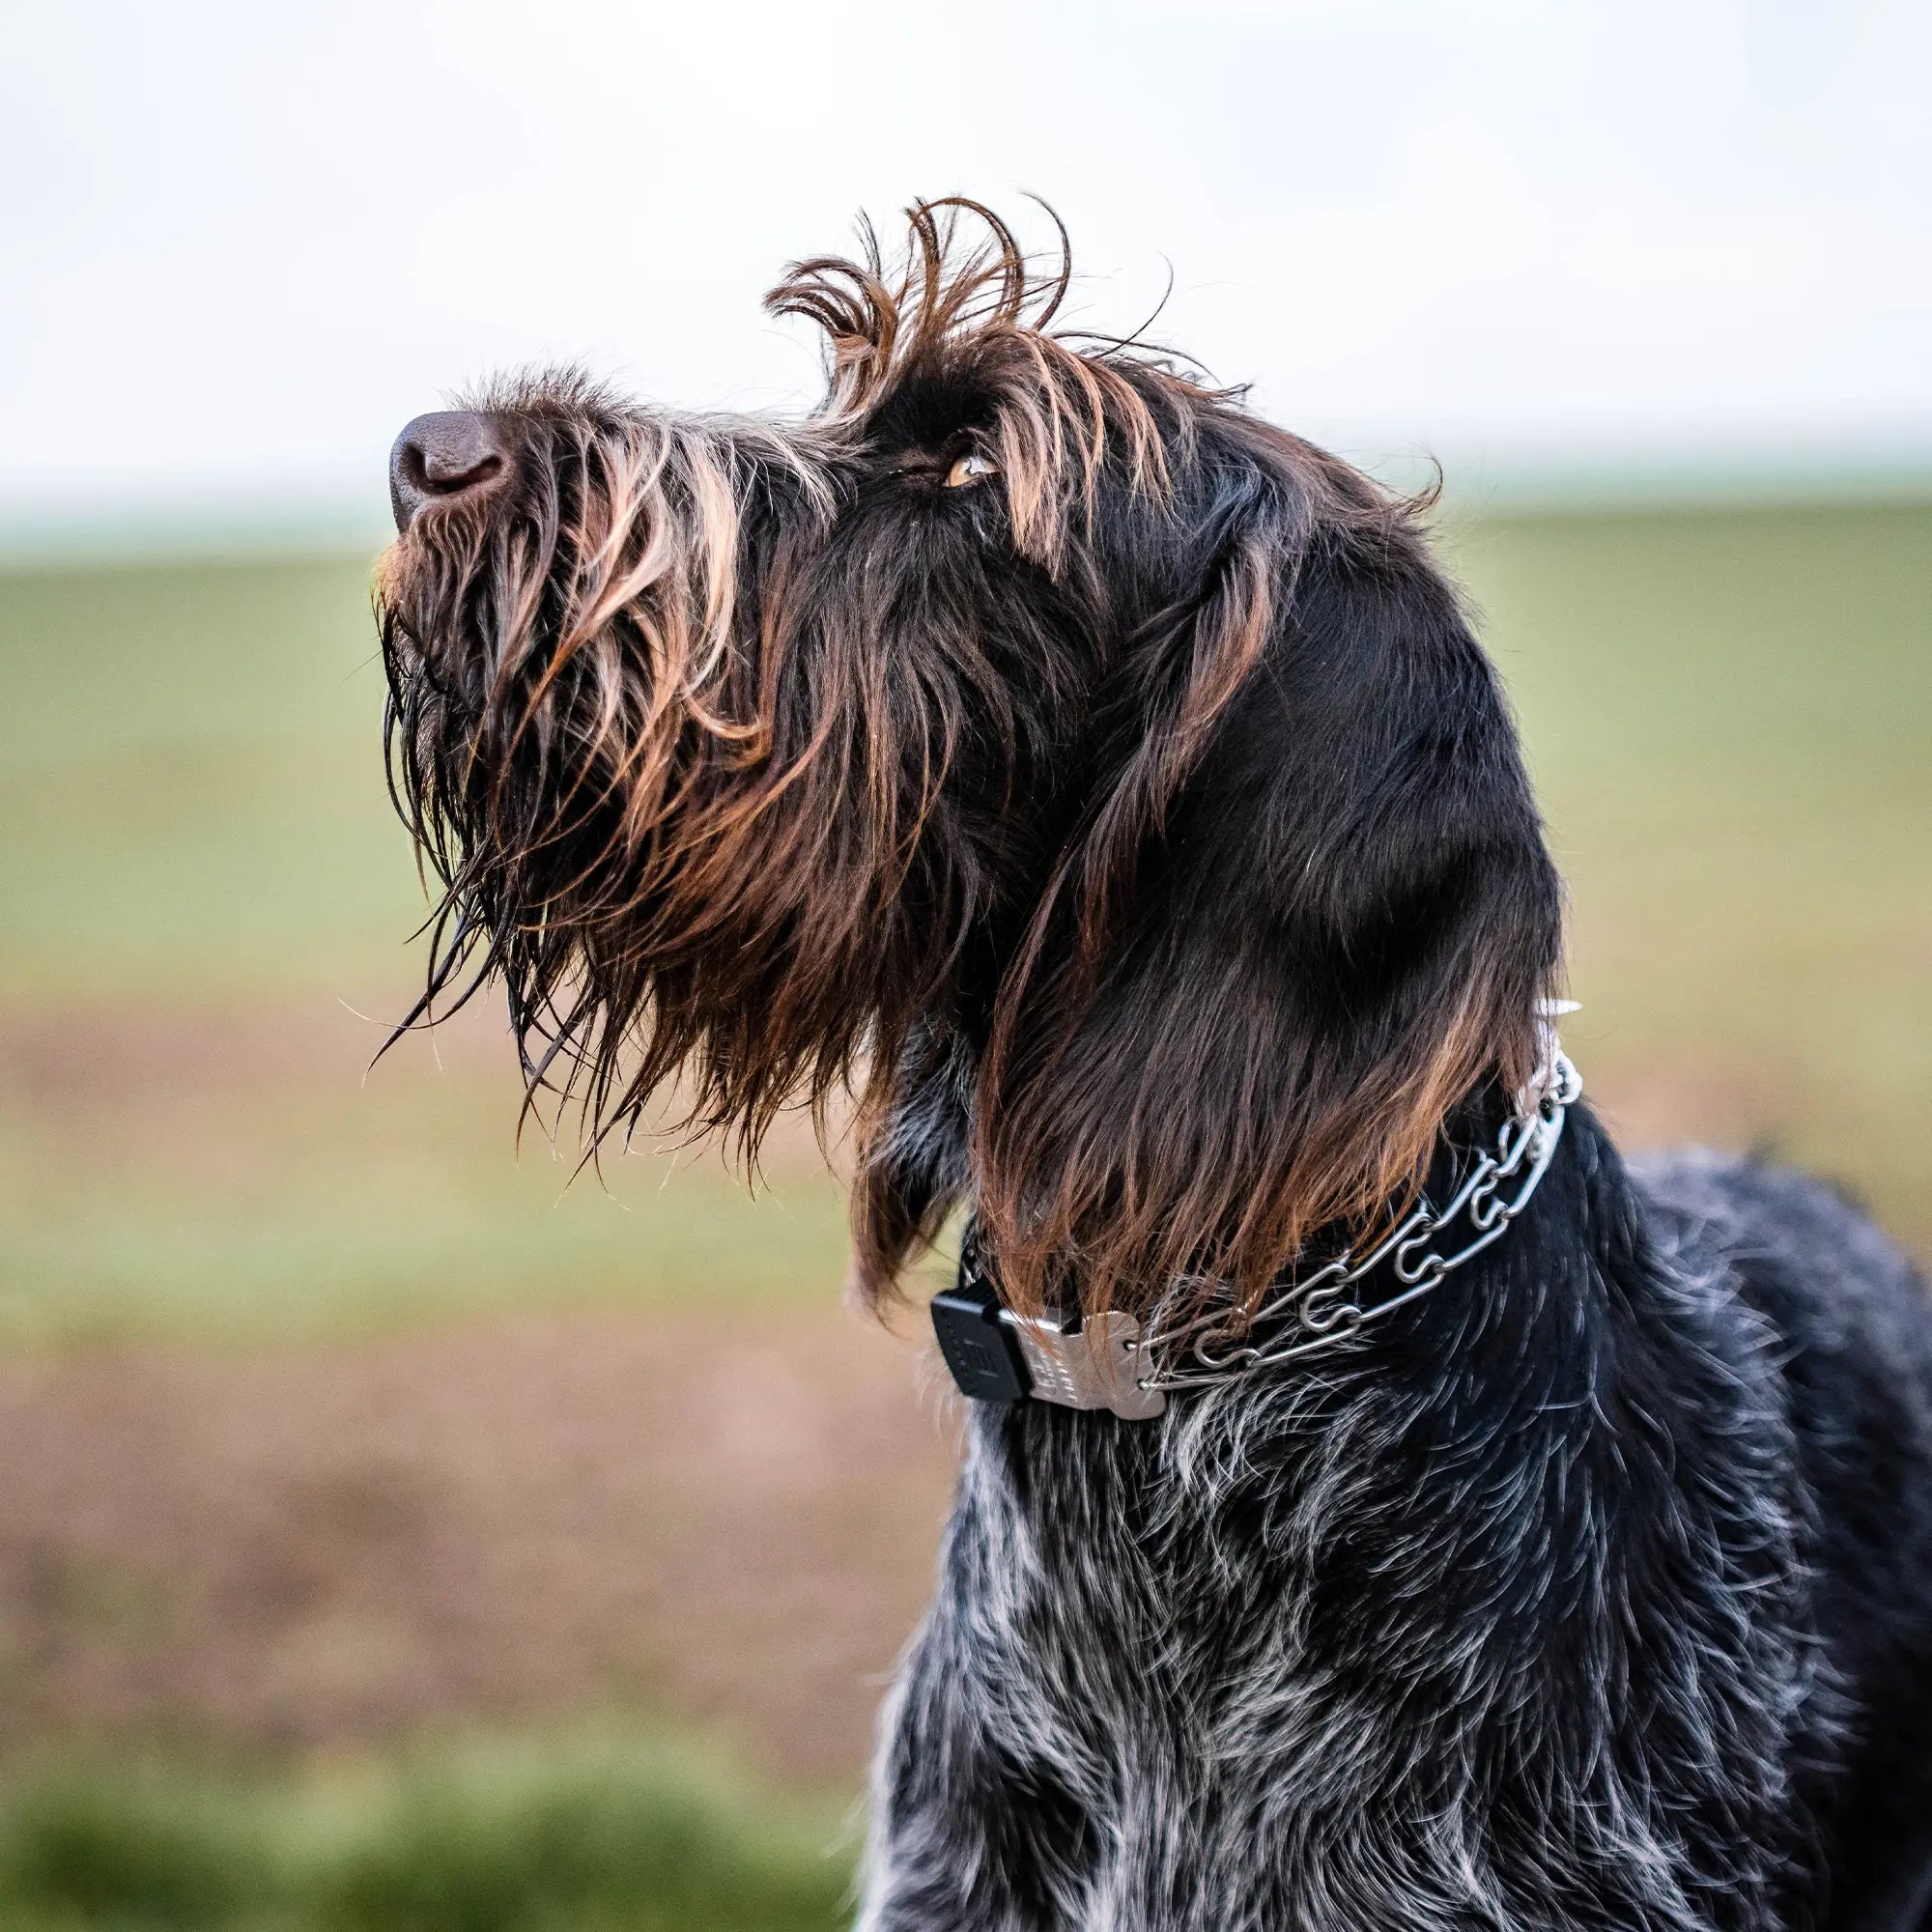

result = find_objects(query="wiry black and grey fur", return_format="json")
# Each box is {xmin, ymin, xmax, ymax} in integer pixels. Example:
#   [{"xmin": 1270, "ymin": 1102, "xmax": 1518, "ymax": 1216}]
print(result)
[
  {"xmin": 374, "ymin": 202, "xmax": 1932, "ymax": 1930},
  {"xmin": 871, "ymin": 1152, "xmax": 1932, "ymax": 1931}
]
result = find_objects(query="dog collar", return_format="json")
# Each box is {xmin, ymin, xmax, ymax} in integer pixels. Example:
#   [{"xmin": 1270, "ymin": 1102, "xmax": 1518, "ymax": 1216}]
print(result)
[{"xmin": 931, "ymin": 1031, "xmax": 1581, "ymax": 1423}]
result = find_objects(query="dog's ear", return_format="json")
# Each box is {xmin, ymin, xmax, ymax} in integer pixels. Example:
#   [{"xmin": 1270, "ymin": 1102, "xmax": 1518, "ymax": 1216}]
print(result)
[{"xmin": 971, "ymin": 448, "xmax": 1563, "ymax": 1321}]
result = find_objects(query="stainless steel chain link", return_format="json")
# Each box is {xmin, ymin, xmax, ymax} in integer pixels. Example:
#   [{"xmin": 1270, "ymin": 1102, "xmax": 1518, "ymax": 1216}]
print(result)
[{"xmin": 1130, "ymin": 1044, "xmax": 1582, "ymax": 1395}]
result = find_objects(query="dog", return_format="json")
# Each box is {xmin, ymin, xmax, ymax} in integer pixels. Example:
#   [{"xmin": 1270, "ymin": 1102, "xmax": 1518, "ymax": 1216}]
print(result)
[{"xmin": 375, "ymin": 202, "xmax": 1932, "ymax": 1930}]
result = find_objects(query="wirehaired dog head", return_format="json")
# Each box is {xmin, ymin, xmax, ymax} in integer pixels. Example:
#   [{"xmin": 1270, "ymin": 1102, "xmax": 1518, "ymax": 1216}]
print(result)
[{"xmin": 378, "ymin": 199, "xmax": 1562, "ymax": 1324}]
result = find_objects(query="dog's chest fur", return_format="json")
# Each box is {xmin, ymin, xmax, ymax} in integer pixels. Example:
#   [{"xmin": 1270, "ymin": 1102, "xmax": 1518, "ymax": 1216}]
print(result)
[{"xmin": 859, "ymin": 1117, "xmax": 1918, "ymax": 1932}]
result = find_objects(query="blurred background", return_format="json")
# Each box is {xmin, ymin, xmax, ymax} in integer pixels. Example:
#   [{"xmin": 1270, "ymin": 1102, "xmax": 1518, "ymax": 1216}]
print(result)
[{"xmin": 2, "ymin": 2, "xmax": 1927, "ymax": 1925}]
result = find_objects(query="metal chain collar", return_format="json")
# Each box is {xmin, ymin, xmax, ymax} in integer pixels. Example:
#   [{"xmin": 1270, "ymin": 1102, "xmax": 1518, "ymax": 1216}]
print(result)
[
  {"xmin": 1131, "ymin": 1040, "xmax": 1582, "ymax": 1398},
  {"xmin": 938, "ymin": 1020, "xmax": 1581, "ymax": 1422}
]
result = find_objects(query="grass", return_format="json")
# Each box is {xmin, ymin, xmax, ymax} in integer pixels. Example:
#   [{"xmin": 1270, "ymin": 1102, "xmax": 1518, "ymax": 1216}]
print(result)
[
  {"xmin": 0, "ymin": 555, "xmax": 410, "ymax": 1004},
  {"xmin": 0, "ymin": 1046, "xmax": 851, "ymax": 1347},
  {"xmin": 0, "ymin": 550, "xmax": 857, "ymax": 1346},
  {"xmin": 0, "ymin": 1731, "xmax": 853, "ymax": 1932},
  {"xmin": 1443, "ymin": 500, "xmax": 1932, "ymax": 1240}
]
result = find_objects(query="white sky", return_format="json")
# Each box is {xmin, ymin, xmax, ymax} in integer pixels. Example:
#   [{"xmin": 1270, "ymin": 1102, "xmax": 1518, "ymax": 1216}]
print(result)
[{"xmin": 4, "ymin": 0, "xmax": 1929, "ymax": 537}]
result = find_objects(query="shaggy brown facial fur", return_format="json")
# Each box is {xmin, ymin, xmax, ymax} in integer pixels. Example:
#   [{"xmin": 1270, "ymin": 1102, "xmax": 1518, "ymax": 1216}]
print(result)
[{"xmin": 378, "ymin": 200, "xmax": 1561, "ymax": 1325}]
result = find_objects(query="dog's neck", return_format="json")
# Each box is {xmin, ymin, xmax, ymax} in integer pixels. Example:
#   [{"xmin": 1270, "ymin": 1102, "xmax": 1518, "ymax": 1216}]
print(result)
[{"xmin": 933, "ymin": 1032, "xmax": 1581, "ymax": 1423}]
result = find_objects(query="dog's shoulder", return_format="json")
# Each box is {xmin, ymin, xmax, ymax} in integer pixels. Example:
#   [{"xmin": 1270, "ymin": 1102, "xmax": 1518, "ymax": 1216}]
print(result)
[
  {"xmin": 1632, "ymin": 1141, "xmax": 1932, "ymax": 1614},
  {"xmin": 1628, "ymin": 1144, "xmax": 1928, "ymax": 1353},
  {"xmin": 1630, "ymin": 1145, "xmax": 1932, "ymax": 1453}
]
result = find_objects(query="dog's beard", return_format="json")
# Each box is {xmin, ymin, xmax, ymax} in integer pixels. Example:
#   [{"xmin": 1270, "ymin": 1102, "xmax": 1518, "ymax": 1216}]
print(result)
[{"xmin": 375, "ymin": 380, "xmax": 987, "ymax": 1174}]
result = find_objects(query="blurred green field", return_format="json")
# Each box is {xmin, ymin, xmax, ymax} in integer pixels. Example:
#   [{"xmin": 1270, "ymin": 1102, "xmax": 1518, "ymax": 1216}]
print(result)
[
  {"xmin": 1449, "ymin": 500, "xmax": 1931, "ymax": 1246},
  {"xmin": 0, "ymin": 551, "xmax": 853, "ymax": 1347},
  {"xmin": 0, "ymin": 498, "xmax": 1927, "ymax": 1929},
  {"xmin": 0, "ymin": 1731, "xmax": 851, "ymax": 1932}
]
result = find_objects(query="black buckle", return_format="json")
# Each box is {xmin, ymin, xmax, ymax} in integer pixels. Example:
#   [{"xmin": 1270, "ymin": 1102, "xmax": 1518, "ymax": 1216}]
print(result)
[{"xmin": 930, "ymin": 1273, "xmax": 1032, "ymax": 1404}]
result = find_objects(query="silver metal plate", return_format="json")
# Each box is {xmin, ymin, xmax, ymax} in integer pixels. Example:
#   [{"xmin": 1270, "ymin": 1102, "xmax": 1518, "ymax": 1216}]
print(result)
[{"xmin": 1004, "ymin": 1311, "xmax": 1167, "ymax": 1421}]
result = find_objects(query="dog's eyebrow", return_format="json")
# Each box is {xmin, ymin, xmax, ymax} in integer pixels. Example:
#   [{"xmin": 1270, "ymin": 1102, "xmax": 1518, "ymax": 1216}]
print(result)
[{"xmin": 863, "ymin": 375, "xmax": 995, "ymax": 450}]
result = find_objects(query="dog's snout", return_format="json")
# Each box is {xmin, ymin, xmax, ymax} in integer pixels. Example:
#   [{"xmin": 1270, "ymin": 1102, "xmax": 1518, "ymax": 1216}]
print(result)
[{"xmin": 389, "ymin": 412, "xmax": 507, "ymax": 532}]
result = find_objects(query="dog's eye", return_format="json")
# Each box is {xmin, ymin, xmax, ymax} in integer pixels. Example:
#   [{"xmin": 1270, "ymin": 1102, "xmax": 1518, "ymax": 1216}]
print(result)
[{"xmin": 945, "ymin": 449, "xmax": 998, "ymax": 488}]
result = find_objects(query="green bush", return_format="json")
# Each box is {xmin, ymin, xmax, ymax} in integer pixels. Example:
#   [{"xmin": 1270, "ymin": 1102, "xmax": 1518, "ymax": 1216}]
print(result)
[
  {"xmin": 0, "ymin": 1733, "xmax": 854, "ymax": 1931},
  {"xmin": 0, "ymin": 1772, "xmax": 273, "ymax": 1926}
]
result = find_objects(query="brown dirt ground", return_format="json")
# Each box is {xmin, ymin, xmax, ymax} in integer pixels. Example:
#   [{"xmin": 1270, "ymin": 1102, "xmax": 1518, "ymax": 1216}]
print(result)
[
  {"xmin": 1, "ymin": 998, "xmax": 934, "ymax": 1790},
  {"xmin": 0, "ymin": 1307, "xmax": 959, "ymax": 1787}
]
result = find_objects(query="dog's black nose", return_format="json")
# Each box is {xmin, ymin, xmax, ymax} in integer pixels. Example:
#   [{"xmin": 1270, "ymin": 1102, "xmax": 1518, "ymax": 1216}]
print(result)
[{"xmin": 389, "ymin": 412, "xmax": 507, "ymax": 531}]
